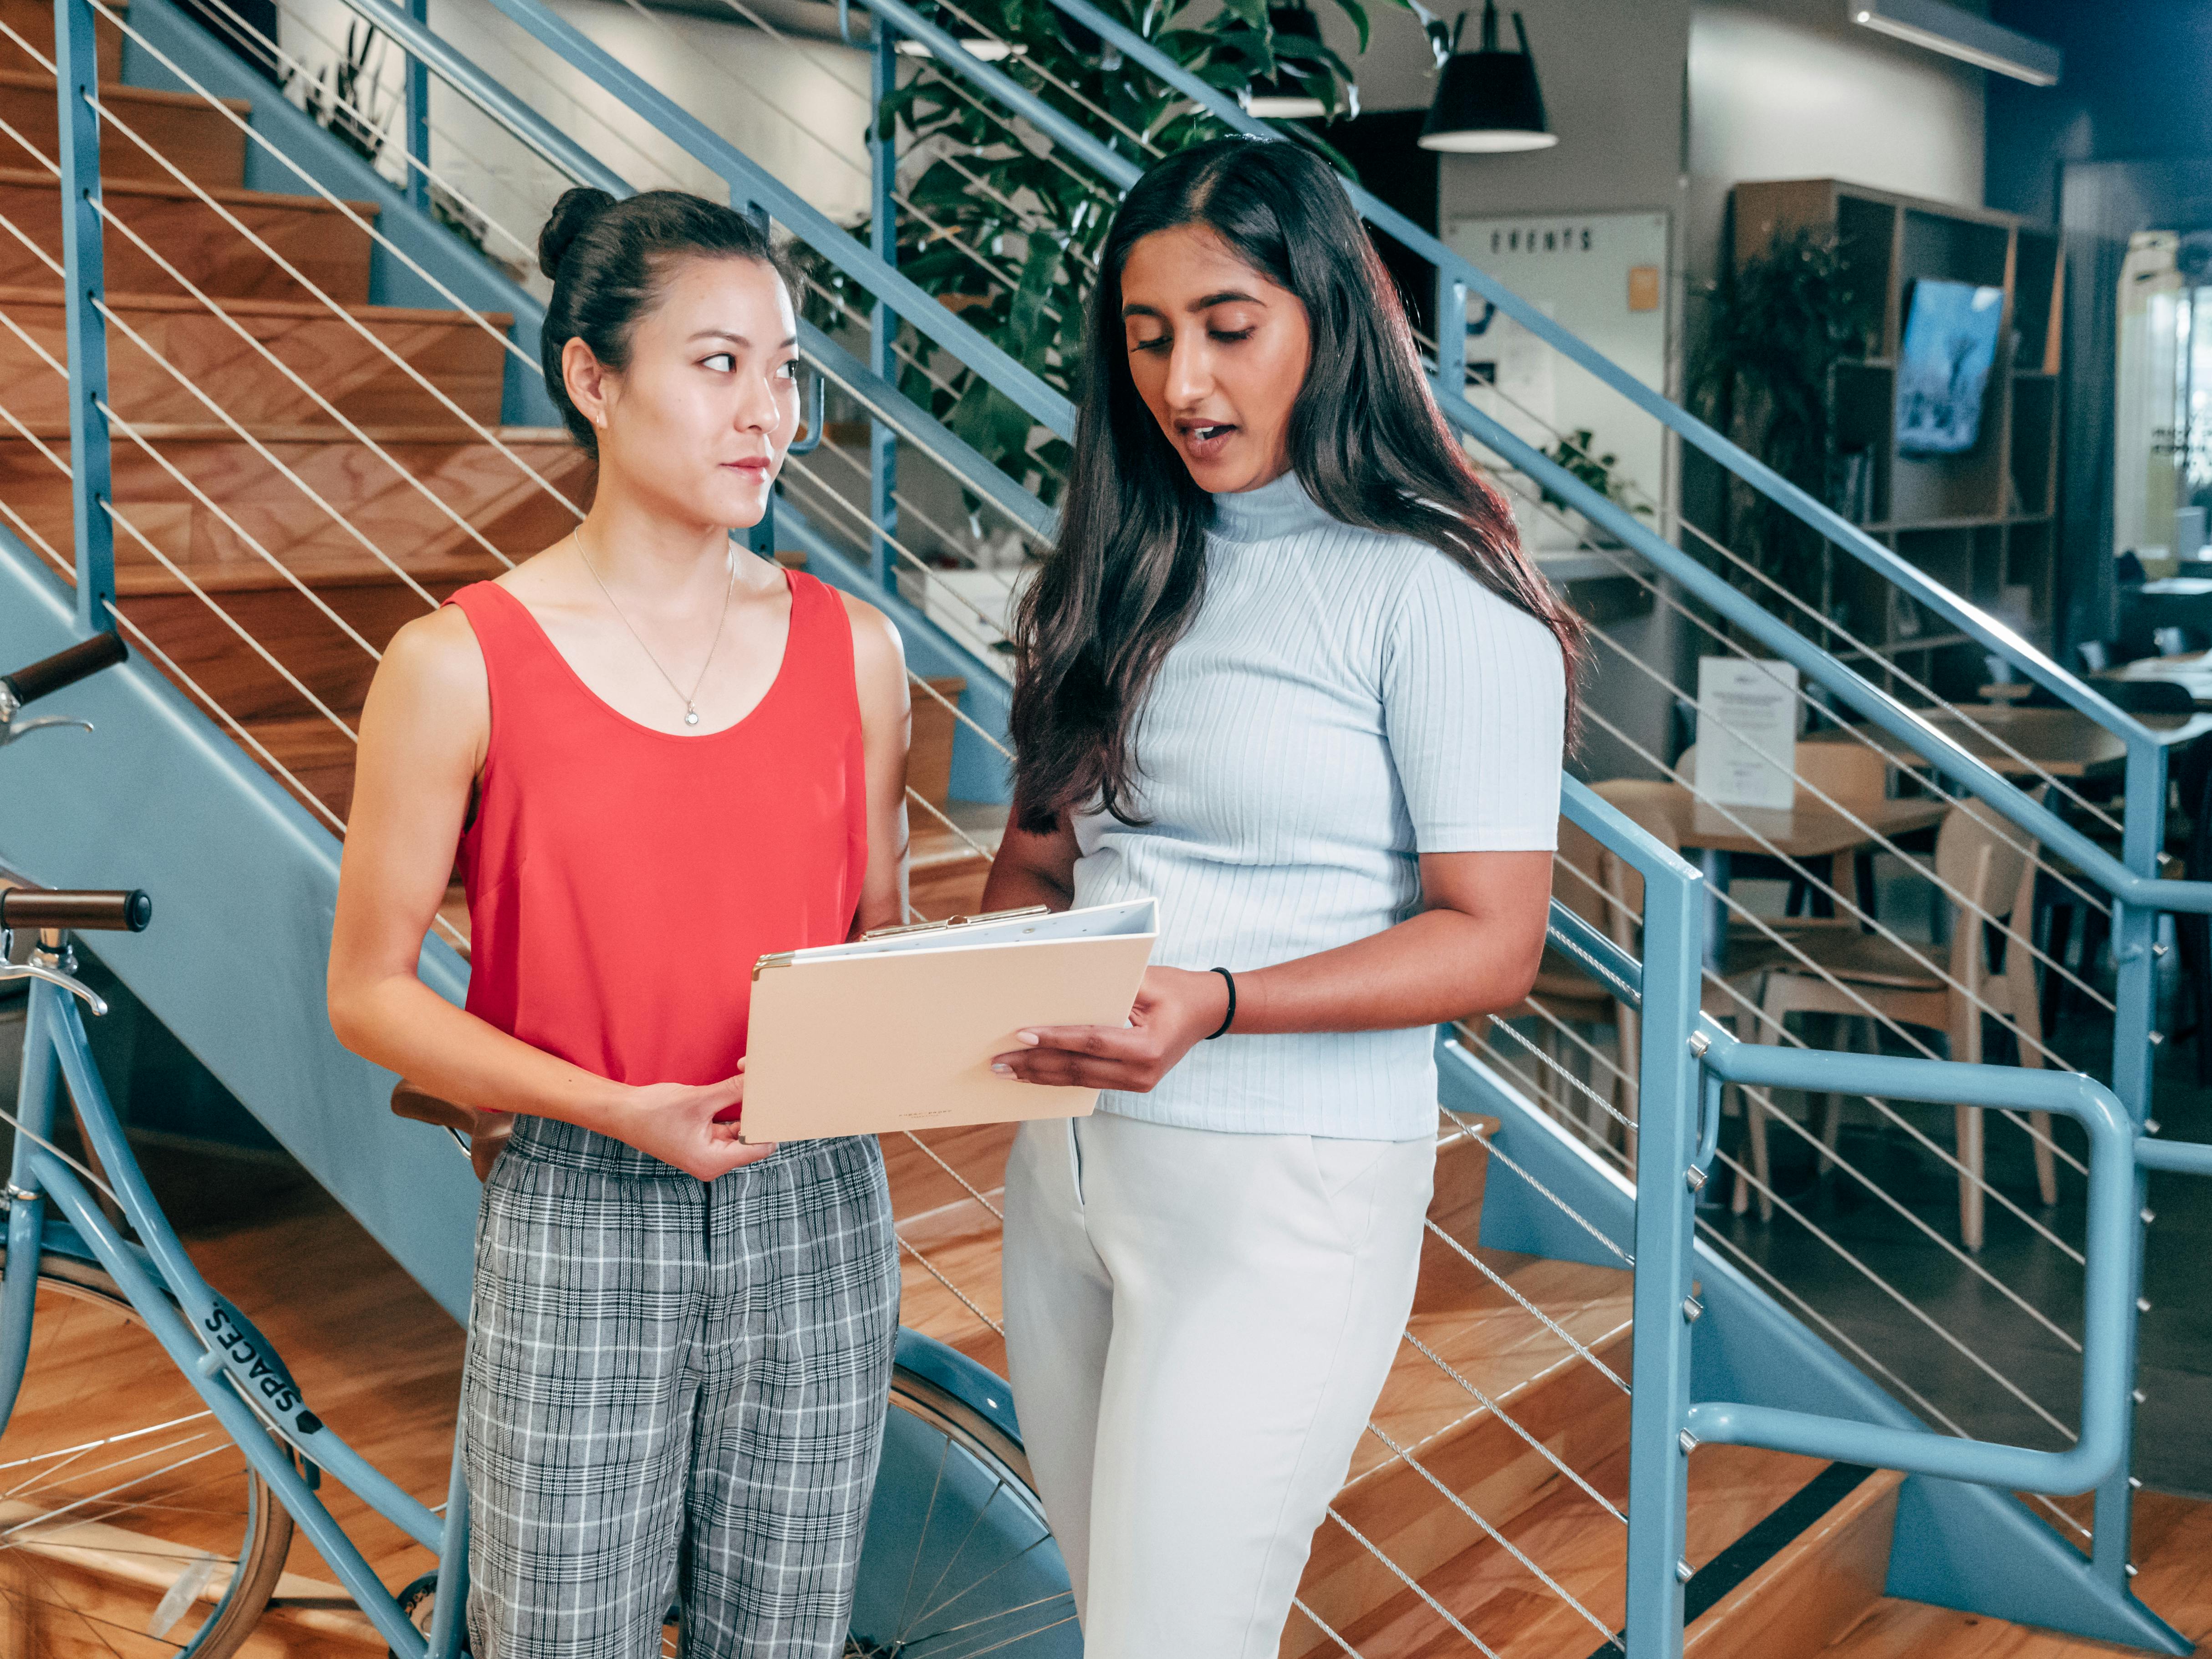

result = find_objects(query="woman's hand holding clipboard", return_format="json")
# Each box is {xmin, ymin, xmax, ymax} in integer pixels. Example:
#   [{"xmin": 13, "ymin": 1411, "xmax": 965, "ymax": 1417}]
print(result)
[{"xmin": 739, "ymin": 899, "xmax": 1157, "ymax": 1142}]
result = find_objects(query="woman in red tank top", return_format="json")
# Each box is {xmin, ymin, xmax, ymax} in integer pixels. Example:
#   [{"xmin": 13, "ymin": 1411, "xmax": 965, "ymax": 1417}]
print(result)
[{"xmin": 327, "ymin": 189, "xmax": 909, "ymax": 1659}]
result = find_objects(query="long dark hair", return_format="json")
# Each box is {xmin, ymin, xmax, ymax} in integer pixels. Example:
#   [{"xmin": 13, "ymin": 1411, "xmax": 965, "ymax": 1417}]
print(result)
[
  {"xmin": 1009, "ymin": 137, "xmax": 1584, "ymax": 832},
  {"xmin": 536, "ymin": 187, "xmax": 795, "ymax": 457}
]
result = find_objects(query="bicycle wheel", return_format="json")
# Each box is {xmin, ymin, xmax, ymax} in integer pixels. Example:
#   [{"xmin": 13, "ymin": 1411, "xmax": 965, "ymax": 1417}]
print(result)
[
  {"xmin": 0, "ymin": 1249, "xmax": 293, "ymax": 1657},
  {"xmin": 846, "ymin": 1364, "xmax": 1079, "ymax": 1658}
]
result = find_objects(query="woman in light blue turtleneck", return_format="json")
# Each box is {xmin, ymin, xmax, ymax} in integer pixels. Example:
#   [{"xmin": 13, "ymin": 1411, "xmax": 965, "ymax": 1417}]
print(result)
[{"xmin": 981, "ymin": 137, "xmax": 1581, "ymax": 1658}]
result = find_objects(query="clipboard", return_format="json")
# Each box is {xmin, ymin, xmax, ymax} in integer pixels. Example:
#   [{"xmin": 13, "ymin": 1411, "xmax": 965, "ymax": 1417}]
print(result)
[{"xmin": 739, "ymin": 898, "xmax": 1158, "ymax": 1143}]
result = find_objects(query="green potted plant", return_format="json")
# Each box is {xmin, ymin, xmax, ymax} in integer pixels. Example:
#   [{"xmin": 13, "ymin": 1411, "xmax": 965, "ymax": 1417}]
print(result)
[
  {"xmin": 798, "ymin": 0, "xmax": 1423, "ymax": 511},
  {"xmin": 1689, "ymin": 224, "xmax": 1872, "ymax": 589}
]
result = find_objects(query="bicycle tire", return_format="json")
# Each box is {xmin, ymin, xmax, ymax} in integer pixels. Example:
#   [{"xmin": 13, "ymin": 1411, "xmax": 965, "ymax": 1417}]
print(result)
[
  {"xmin": 0, "ymin": 1248, "xmax": 295, "ymax": 1657},
  {"xmin": 846, "ymin": 1358, "xmax": 1078, "ymax": 1657}
]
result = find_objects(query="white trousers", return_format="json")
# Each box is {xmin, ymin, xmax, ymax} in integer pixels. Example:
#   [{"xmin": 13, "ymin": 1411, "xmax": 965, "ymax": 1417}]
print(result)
[{"xmin": 1001, "ymin": 1111, "xmax": 1434, "ymax": 1659}]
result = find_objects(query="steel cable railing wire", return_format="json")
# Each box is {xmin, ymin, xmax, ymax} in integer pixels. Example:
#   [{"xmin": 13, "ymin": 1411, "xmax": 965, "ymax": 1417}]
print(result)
[
  {"xmin": 69, "ymin": 69, "xmax": 588, "ymax": 532},
  {"xmin": 79, "ymin": 8, "xmax": 540, "ymax": 394},
  {"xmin": 1578, "ymin": 600, "xmax": 2112, "ymax": 1017},
  {"xmin": 1473, "ymin": 1006, "xmax": 2096, "ymax": 1546},
  {"xmin": 1500, "ymin": 985, "xmax": 2092, "ymax": 1346},
  {"xmin": 192, "ymin": 0, "xmax": 552, "ymax": 270},
  {"xmin": 84, "ymin": 209, "xmax": 523, "ymax": 582},
  {"xmin": 1572, "ymin": 668, "xmax": 2085, "ymax": 1085},
  {"xmin": 1498, "ymin": 459, "xmax": 2118, "ymax": 1011},
  {"xmin": 1465, "ymin": 1014, "xmax": 2091, "ymax": 1468},
  {"xmin": 1575, "ymin": 697, "xmax": 2091, "ymax": 1182},
  {"xmin": 1563, "ymin": 519, "xmax": 2120, "ymax": 929},
  {"xmin": 1473, "ymin": 441, "xmax": 2123, "ymax": 934},
  {"xmin": 1417, "ymin": 333, "xmax": 2130, "ymax": 847},
  {"xmin": 1531, "ymin": 845, "xmax": 2098, "ymax": 1267},
  {"xmin": 779, "ymin": 464, "xmax": 1010, "ymax": 633},
  {"xmin": 778, "ymin": 462, "xmax": 1021, "ymax": 647},
  {"xmin": 800, "ymin": 420, "xmax": 1046, "ymax": 574},
  {"xmin": 1484, "ymin": 980, "xmax": 2082, "ymax": 1348}
]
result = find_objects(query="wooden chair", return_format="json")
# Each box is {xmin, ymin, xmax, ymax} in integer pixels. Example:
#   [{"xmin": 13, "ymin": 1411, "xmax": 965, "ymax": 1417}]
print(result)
[
  {"xmin": 1519, "ymin": 780, "xmax": 1785, "ymax": 1155},
  {"xmin": 1744, "ymin": 797, "xmax": 2060, "ymax": 1250},
  {"xmin": 1675, "ymin": 739, "xmax": 1893, "ymax": 920}
]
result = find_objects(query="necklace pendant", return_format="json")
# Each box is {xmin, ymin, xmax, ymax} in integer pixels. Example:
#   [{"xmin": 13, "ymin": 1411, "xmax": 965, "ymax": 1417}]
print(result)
[{"xmin": 684, "ymin": 707, "xmax": 700, "ymax": 727}]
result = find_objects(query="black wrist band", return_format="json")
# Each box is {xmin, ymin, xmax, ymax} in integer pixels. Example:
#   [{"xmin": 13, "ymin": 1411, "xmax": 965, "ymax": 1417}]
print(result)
[{"xmin": 1204, "ymin": 967, "xmax": 1236, "ymax": 1040}]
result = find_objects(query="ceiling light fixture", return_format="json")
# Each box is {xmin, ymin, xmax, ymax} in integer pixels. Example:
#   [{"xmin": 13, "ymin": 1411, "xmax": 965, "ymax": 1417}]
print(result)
[
  {"xmin": 1419, "ymin": 1, "xmax": 1556, "ymax": 154},
  {"xmin": 1243, "ymin": 5, "xmax": 1331, "ymax": 120},
  {"xmin": 1850, "ymin": 0, "xmax": 2060, "ymax": 87},
  {"xmin": 893, "ymin": 34, "xmax": 1025, "ymax": 61}
]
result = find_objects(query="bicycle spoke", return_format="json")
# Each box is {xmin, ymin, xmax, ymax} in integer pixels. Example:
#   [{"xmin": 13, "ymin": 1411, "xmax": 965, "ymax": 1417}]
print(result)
[
  {"xmin": 2, "ymin": 1443, "xmax": 233, "ymax": 1543},
  {"xmin": 893, "ymin": 1435, "xmax": 954, "ymax": 1641},
  {"xmin": 0, "ymin": 1412, "xmax": 218, "ymax": 1483},
  {"xmin": 899, "ymin": 1475, "xmax": 1006, "ymax": 1639},
  {"xmin": 906, "ymin": 1521, "xmax": 1059, "ymax": 1637}
]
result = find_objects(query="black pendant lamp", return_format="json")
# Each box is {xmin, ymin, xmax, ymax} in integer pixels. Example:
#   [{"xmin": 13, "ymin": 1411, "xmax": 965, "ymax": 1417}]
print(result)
[
  {"xmin": 1244, "ymin": 5, "xmax": 1330, "ymax": 120},
  {"xmin": 1419, "ymin": 1, "xmax": 1555, "ymax": 153}
]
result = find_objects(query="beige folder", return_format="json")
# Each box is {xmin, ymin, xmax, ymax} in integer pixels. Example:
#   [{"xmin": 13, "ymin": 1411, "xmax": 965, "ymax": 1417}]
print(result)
[{"xmin": 739, "ymin": 898, "xmax": 1158, "ymax": 1143}]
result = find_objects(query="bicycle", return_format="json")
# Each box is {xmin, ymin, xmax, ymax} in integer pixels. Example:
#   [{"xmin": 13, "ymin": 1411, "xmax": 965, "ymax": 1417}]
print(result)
[{"xmin": 0, "ymin": 634, "xmax": 1077, "ymax": 1656}]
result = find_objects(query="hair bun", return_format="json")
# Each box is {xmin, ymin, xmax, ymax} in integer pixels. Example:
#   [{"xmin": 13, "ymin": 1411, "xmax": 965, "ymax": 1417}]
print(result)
[{"xmin": 538, "ymin": 187, "xmax": 617, "ymax": 280}]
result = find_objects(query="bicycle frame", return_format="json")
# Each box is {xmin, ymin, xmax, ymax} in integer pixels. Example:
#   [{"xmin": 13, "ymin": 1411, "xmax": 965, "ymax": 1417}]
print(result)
[{"xmin": 0, "ymin": 966, "xmax": 471, "ymax": 1658}]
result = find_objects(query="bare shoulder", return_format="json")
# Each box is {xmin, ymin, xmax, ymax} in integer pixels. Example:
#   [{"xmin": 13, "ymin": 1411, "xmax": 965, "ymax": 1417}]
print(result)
[
  {"xmin": 365, "ymin": 604, "xmax": 489, "ymax": 753},
  {"xmin": 381, "ymin": 603, "xmax": 487, "ymax": 698},
  {"xmin": 834, "ymin": 585, "xmax": 907, "ymax": 670}
]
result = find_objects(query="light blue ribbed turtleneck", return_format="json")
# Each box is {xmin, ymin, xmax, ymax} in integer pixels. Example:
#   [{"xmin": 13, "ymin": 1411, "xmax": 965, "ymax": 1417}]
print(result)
[
  {"xmin": 1208, "ymin": 468, "xmax": 1335, "ymax": 544},
  {"xmin": 1067, "ymin": 471, "xmax": 1568, "ymax": 1142}
]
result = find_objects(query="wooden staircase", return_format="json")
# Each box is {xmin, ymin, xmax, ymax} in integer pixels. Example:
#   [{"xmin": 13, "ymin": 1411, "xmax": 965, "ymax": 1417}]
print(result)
[{"xmin": 0, "ymin": 0, "xmax": 999, "ymax": 932}]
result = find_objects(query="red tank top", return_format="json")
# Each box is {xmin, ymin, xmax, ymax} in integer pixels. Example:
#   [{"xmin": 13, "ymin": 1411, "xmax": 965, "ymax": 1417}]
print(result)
[{"xmin": 448, "ymin": 570, "xmax": 866, "ymax": 1092}]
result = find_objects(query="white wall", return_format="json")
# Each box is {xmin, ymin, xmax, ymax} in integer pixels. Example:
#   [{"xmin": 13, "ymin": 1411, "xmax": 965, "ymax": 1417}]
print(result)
[
  {"xmin": 1687, "ymin": 0, "xmax": 1984, "ymax": 282},
  {"xmin": 275, "ymin": 0, "xmax": 871, "ymax": 295}
]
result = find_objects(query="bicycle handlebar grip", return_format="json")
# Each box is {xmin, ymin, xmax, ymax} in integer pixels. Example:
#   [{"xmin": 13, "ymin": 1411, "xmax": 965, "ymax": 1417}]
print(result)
[
  {"xmin": 0, "ymin": 888, "xmax": 153, "ymax": 931},
  {"xmin": 2, "ymin": 632, "xmax": 127, "ymax": 709}
]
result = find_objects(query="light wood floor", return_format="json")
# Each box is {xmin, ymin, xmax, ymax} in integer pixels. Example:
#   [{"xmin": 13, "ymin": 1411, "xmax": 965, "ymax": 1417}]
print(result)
[{"xmin": 28, "ymin": 1145, "xmax": 2212, "ymax": 1656}]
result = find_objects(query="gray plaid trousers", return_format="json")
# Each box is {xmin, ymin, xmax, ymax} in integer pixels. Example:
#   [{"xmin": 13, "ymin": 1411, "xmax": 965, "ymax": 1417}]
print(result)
[{"xmin": 461, "ymin": 1116, "xmax": 901, "ymax": 1659}]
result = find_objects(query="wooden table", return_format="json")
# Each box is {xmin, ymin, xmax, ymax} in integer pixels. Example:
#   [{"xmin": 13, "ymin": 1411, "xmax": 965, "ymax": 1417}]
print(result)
[
  {"xmin": 1639, "ymin": 785, "xmax": 1949, "ymax": 860},
  {"xmin": 1803, "ymin": 705, "xmax": 2212, "ymax": 780},
  {"xmin": 1629, "ymin": 783, "xmax": 1949, "ymax": 967},
  {"xmin": 2096, "ymin": 651, "xmax": 2212, "ymax": 708}
]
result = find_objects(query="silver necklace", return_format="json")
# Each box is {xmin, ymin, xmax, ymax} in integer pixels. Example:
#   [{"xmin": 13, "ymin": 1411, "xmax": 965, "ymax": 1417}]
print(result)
[{"xmin": 575, "ymin": 526, "xmax": 738, "ymax": 728}]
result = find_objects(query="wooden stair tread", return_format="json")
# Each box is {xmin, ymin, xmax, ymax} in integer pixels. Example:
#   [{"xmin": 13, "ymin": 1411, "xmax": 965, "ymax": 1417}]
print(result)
[
  {"xmin": 0, "ymin": 164, "xmax": 376, "ymax": 215},
  {"xmin": 1297, "ymin": 1441, "xmax": 1842, "ymax": 1659},
  {"xmin": 0, "ymin": 281, "xmax": 515, "ymax": 327},
  {"xmin": 1820, "ymin": 1488, "xmax": 2212, "ymax": 1656},
  {"xmin": 1683, "ymin": 1466, "xmax": 1903, "ymax": 1657},
  {"xmin": 0, "ymin": 67, "xmax": 249, "ymax": 112},
  {"xmin": 909, "ymin": 819, "xmax": 999, "ymax": 869},
  {"xmin": 2, "ymin": 421, "xmax": 569, "ymax": 443},
  {"xmin": 115, "ymin": 550, "xmax": 507, "ymax": 596}
]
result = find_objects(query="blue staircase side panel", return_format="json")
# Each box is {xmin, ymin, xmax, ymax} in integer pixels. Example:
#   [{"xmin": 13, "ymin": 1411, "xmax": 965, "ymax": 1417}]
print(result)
[
  {"xmin": 779, "ymin": 502, "xmax": 1013, "ymax": 805},
  {"xmin": 1443, "ymin": 1035, "xmax": 2189, "ymax": 1654},
  {"xmin": 117, "ymin": 0, "xmax": 562, "ymax": 431},
  {"xmin": 0, "ymin": 534, "xmax": 481, "ymax": 1319}
]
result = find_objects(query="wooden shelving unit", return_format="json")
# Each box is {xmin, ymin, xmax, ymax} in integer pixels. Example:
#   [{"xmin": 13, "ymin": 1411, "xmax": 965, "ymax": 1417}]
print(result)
[{"xmin": 1731, "ymin": 179, "xmax": 2064, "ymax": 700}]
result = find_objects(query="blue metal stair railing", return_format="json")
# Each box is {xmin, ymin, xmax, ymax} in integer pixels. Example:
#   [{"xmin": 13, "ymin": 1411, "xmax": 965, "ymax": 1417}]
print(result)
[
  {"xmin": 758, "ymin": 0, "xmax": 2212, "ymax": 1587},
  {"xmin": 27, "ymin": 0, "xmax": 2212, "ymax": 1634},
  {"xmin": 1554, "ymin": 779, "xmax": 2167, "ymax": 1658}
]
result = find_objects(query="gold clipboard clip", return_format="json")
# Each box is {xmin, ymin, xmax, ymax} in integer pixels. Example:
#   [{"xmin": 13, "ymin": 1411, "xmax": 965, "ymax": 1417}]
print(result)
[{"xmin": 754, "ymin": 905, "xmax": 1054, "ymax": 979}]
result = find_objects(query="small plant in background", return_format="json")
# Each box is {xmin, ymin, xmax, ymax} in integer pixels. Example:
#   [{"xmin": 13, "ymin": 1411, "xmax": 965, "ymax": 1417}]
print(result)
[
  {"xmin": 300, "ymin": 20, "xmax": 390, "ymax": 165},
  {"xmin": 1539, "ymin": 428, "xmax": 1650, "ymax": 521},
  {"xmin": 798, "ymin": 0, "xmax": 1422, "ymax": 509}
]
